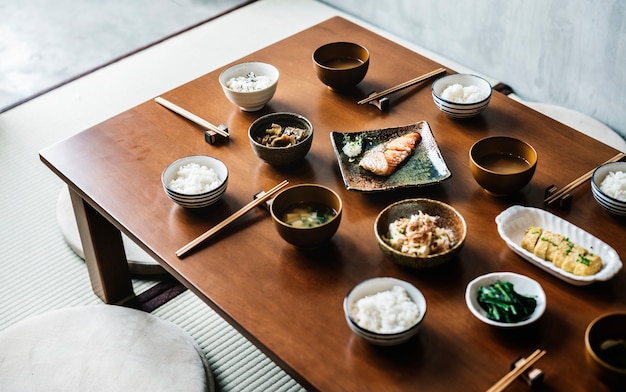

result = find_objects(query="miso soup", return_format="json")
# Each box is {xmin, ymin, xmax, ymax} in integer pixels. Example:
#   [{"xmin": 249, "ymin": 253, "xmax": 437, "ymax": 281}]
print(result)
[
  {"xmin": 477, "ymin": 152, "xmax": 530, "ymax": 174},
  {"xmin": 324, "ymin": 57, "xmax": 364, "ymax": 70},
  {"xmin": 281, "ymin": 202, "xmax": 337, "ymax": 228}
]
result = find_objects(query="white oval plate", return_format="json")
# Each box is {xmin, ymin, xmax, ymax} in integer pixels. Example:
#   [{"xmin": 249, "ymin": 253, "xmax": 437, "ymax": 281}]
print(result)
[
  {"xmin": 495, "ymin": 205, "xmax": 622, "ymax": 285},
  {"xmin": 465, "ymin": 272, "xmax": 546, "ymax": 328}
]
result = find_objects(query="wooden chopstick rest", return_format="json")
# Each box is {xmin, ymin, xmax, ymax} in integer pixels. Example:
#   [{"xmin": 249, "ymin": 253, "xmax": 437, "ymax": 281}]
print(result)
[
  {"xmin": 154, "ymin": 96, "xmax": 229, "ymax": 144},
  {"xmin": 487, "ymin": 349, "xmax": 546, "ymax": 392},
  {"xmin": 365, "ymin": 95, "xmax": 391, "ymax": 111},
  {"xmin": 543, "ymin": 152, "xmax": 625, "ymax": 207},
  {"xmin": 544, "ymin": 185, "xmax": 573, "ymax": 208},
  {"xmin": 510, "ymin": 356, "xmax": 544, "ymax": 388},
  {"xmin": 252, "ymin": 190, "xmax": 274, "ymax": 211}
]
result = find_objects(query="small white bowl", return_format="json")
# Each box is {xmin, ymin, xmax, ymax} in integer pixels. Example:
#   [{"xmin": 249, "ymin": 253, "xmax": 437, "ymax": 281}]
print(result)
[
  {"xmin": 343, "ymin": 277, "xmax": 426, "ymax": 346},
  {"xmin": 432, "ymin": 74, "xmax": 492, "ymax": 118},
  {"xmin": 591, "ymin": 161, "xmax": 626, "ymax": 216},
  {"xmin": 218, "ymin": 61, "xmax": 279, "ymax": 111},
  {"xmin": 161, "ymin": 155, "xmax": 228, "ymax": 209},
  {"xmin": 465, "ymin": 272, "xmax": 546, "ymax": 328}
]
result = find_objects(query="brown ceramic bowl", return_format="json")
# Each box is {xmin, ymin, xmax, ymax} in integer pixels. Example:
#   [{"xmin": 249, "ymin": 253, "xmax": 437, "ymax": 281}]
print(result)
[
  {"xmin": 270, "ymin": 184, "xmax": 342, "ymax": 249},
  {"xmin": 585, "ymin": 312, "xmax": 626, "ymax": 388},
  {"xmin": 469, "ymin": 136, "xmax": 537, "ymax": 196},
  {"xmin": 248, "ymin": 112, "xmax": 314, "ymax": 166},
  {"xmin": 374, "ymin": 198, "xmax": 467, "ymax": 269},
  {"xmin": 312, "ymin": 42, "xmax": 369, "ymax": 90}
]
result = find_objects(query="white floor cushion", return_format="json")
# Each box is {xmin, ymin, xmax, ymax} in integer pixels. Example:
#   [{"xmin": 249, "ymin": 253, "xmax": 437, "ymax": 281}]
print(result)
[{"xmin": 0, "ymin": 305, "xmax": 214, "ymax": 392}]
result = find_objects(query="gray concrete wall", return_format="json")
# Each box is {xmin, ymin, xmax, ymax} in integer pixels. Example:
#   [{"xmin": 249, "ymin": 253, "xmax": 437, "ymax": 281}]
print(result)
[{"xmin": 321, "ymin": 0, "xmax": 626, "ymax": 141}]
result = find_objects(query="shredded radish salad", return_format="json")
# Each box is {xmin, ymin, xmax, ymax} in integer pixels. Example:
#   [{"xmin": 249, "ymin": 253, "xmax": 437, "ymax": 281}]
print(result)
[{"xmin": 387, "ymin": 211, "xmax": 454, "ymax": 256}]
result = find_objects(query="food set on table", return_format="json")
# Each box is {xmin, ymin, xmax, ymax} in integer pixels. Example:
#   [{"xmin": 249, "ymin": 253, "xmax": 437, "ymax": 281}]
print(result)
[{"xmin": 158, "ymin": 40, "xmax": 626, "ymax": 388}]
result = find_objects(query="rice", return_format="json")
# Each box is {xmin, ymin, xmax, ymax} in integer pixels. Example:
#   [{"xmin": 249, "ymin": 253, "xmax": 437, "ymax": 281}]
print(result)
[
  {"xmin": 226, "ymin": 72, "xmax": 272, "ymax": 92},
  {"xmin": 441, "ymin": 83, "xmax": 487, "ymax": 103},
  {"xmin": 169, "ymin": 163, "xmax": 221, "ymax": 194},
  {"xmin": 350, "ymin": 285, "xmax": 420, "ymax": 333},
  {"xmin": 599, "ymin": 170, "xmax": 626, "ymax": 201}
]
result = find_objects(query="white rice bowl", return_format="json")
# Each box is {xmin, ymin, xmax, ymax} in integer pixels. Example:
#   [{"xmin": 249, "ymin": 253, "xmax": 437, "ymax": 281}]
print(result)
[
  {"xmin": 168, "ymin": 163, "xmax": 221, "ymax": 194},
  {"xmin": 162, "ymin": 155, "xmax": 228, "ymax": 209},
  {"xmin": 599, "ymin": 171, "xmax": 626, "ymax": 201},
  {"xmin": 440, "ymin": 83, "xmax": 488, "ymax": 103},
  {"xmin": 591, "ymin": 161, "xmax": 626, "ymax": 216},
  {"xmin": 344, "ymin": 277, "xmax": 426, "ymax": 345}
]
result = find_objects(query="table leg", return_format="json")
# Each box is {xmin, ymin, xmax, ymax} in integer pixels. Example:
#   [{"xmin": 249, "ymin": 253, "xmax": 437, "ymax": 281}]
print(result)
[{"xmin": 69, "ymin": 188, "xmax": 135, "ymax": 304}]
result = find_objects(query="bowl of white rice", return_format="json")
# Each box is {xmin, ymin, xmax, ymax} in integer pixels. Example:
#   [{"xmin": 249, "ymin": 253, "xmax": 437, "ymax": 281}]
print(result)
[
  {"xmin": 431, "ymin": 74, "xmax": 492, "ymax": 118},
  {"xmin": 219, "ymin": 61, "xmax": 279, "ymax": 111},
  {"xmin": 162, "ymin": 155, "xmax": 228, "ymax": 209},
  {"xmin": 591, "ymin": 161, "xmax": 626, "ymax": 216},
  {"xmin": 343, "ymin": 277, "xmax": 426, "ymax": 346}
]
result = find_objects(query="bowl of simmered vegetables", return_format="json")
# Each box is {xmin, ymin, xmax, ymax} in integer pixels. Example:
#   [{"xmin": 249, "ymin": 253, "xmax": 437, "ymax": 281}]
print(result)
[
  {"xmin": 248, "ymin": 112, "xmax": 314, "ymax": 166},
  {"xmin": 270, "ymin": 184, "xmax": 342, "ymax": 249}
]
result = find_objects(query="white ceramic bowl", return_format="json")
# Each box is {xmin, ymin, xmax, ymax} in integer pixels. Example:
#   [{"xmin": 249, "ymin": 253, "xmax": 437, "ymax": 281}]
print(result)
[
  {"xmin": 219, "ymin": 61, "xmax": 279, "ymax": 111},
  {"xmin": 161, "ymin": 155, "xmax": 228, "ymax": 209},
  {"xmin": 465, "ymin": 272, "xmax": 546, "ymax": 328},
  {"xmin": 591, "ymin": 161, "xmax": 626, "ymax": 216},
  {"xmin": 343, "ymin": 277, "xmax": 426, "ymax": 346},
  {"xmin": 431, "ymin": 74, "xmax": 492, "ymax": 118}
]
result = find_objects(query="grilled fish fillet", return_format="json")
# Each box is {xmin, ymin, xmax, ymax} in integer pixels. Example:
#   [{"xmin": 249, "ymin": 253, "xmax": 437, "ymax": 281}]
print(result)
[{"xmin": 358, "ymin": 132, "xmax": 421, "ymax": 176}]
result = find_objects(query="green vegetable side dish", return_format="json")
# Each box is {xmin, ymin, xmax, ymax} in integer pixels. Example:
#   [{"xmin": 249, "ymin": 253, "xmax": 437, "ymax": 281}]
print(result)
[{"xmin": 477, "ymin": 280, "xmax": 537, "ymax": 323}]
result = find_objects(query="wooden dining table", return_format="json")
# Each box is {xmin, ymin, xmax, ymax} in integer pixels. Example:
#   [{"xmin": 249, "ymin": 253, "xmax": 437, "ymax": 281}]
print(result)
[{"xmin": 40, "ymin": 16, "xmax": 625, "ymax": 391}]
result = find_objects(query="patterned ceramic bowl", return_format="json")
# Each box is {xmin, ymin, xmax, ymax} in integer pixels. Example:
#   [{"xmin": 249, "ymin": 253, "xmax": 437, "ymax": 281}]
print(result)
[
  {"xmin": 432, "ymin": 74, "xmax": 492, "ymax": 118},
  {"xmin": 162, "ymin": 155, "xmax": 228, "ymax": 209},
  {"xmin": 591, "ymin": 161, "xmax": 626, "ymax": 216}
]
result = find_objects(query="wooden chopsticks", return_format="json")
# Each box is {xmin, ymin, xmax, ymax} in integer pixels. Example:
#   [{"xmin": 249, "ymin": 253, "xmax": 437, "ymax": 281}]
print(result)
[
  {"xmin": 544, "ymin": 152, "xmax": 625, "ymax": 205},
  {"xmin": 155, "ymin": 96, "xmax": 229, "ymax": 138},
  {"xmin": 357, "ymin": 67, "xmax": 446, "ymax": 105},
  {"xmin": 176, "ymin": 180, "xmax": 289, "ymax": 258},
  {"xmin": 486, "ymin": 349, "xmax": 546, "ymax": 392}
]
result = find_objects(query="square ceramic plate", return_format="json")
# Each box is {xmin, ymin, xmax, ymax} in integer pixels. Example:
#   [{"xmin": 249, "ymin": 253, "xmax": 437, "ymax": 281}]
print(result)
[
  {"xmin": 495, "ymin": 205, "xmax": 622, "ymax": 285},
  {"xmin": 329, "ymin": 121, "xmax": 451, "ymax": 192}
]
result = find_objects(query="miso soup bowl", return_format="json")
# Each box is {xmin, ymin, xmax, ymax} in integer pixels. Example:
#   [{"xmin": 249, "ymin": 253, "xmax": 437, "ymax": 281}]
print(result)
[
  {"xmin": 469, "ymin": 136, "xmax": 537, "ymax": 196},
  {"xmin": 270, "ymin": 184, "xmax": 342, "ymax": 249},
  {"xmin": 312, "ymin": 42, "xmax": 369, "ymax": 90},
  {"xmin": 585, "ymin": 312, "xmax": 626, "ymax": 388}
]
